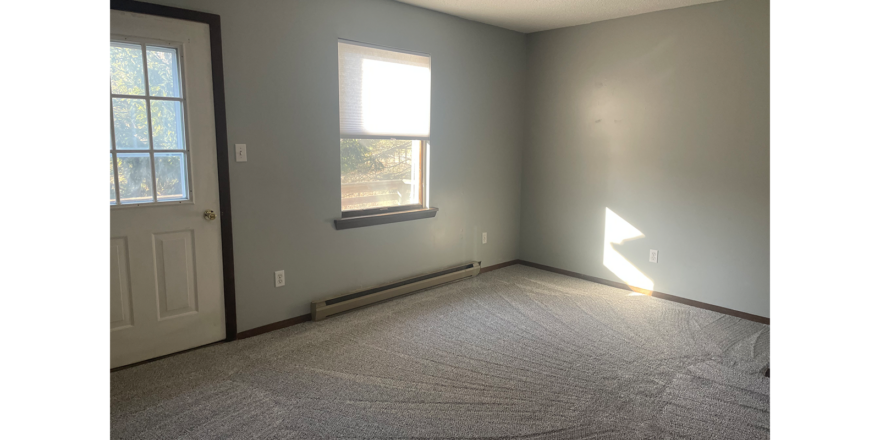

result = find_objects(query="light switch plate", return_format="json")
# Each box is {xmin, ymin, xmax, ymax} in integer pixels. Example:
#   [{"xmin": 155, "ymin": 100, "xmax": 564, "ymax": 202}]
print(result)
[
  {"xmin": 482, "ymin": 232, "xmax": 487, "ymax": 244},
  {"xmin": 235, "ymin": 144, "xmax": 247, "ymax": 162}
]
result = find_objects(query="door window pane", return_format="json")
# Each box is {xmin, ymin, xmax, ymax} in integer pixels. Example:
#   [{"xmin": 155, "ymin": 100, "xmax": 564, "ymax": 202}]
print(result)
[
  {"xmin": 117, "ymin": 153, "xmax": 154, "ymax": 204},
  {"xmin": 155, "ymin": 153, "xmax": 188, "ymax": 201},
  {"xmin": 340, "ymin": 139, "xmax": 421, "ymax": 211},
  {"xmin": 150, "ymin": 100, "xmax": 185, "ymax": 150},
  {"xmin": 110, "ymin": 42, "xmax": 145, "ymax": 96},
  {"xmin": 147, "ymin": 47, "xmax": 181, "ymax": 98},
  {"xmin": 112, "ymin": 98, "xmax": 150, "ymax": 150}
]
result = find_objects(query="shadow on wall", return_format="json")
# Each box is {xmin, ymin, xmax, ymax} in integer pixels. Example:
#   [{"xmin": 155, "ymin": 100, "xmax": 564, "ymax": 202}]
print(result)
[{"xmin": 604, "ymin": 207, "xmax": 653, "ymax": 291}]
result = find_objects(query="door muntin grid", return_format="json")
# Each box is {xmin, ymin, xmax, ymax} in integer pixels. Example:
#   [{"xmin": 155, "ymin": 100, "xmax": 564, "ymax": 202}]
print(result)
[{"xmin": 110, "ymin": 39, "xmax": 192, "ymax": 206}]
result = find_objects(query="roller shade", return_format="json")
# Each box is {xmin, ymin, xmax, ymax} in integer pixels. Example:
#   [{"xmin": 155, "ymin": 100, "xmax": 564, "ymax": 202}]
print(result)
[{"xmin": 338, "ymin": 40, "xmax": 431, "ymax": 140}]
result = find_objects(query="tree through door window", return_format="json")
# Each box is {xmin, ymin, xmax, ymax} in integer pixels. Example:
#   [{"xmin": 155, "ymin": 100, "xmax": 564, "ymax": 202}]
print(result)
[{"xmin": 110, "ymin": 40, "xmax": 190, "ymax": 206}]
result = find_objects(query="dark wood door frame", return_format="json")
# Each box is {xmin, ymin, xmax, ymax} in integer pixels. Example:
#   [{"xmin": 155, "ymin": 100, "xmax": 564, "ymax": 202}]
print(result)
[{"xmin": 111, "ymin": 0, "xmax": 237, "ymax": 341}]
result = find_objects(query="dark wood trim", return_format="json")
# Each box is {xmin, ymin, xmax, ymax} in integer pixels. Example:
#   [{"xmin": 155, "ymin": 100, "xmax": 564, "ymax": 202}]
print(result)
[
  {"xmin": 111, "ymin": 0, "xmax": 238, "ymax": 340},
  {"xmin": 518, "ymin": 260, "xmax": 770, "ymax": 325},
  {"xmin": 335, "ymin": 207, "xmax": 438, "ymax": 230},
  {"xmin": 649, "ymin": 290, "xmax": 769, "ymax": 325},
  {"xmin": 236, "ymin": 313, "xmax": 312, "ymax": 340},
  {"xmin": 480, "ymin": 259, "xmax": 522, "ymax": 274},
  {"xmin": 519, "ymin": 260, "xmax": 652, "ymax": 293},
  {"xmin": 342, "ymin": 203, "xmax": 423, "ymax": 218},
  {"xmin": 112, "ymin": 0, "xmax": 217, "ymax": 23},
  {"xmin": 110, "ymin": 341, "xmax": 225, "ymax": 373}
]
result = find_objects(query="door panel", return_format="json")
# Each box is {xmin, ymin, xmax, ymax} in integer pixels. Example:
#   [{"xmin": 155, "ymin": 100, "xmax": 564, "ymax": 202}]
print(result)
[
  {"xmin": 110, "ymin": 237, "xmax": 133, "ymax": 330},
  {"xmin": 153, "ymin": 230, "xmax": 198, "ymax": 319},
  {"xmin": 110, "ymin": 11, "xmax": 225, "ymax": 368}
]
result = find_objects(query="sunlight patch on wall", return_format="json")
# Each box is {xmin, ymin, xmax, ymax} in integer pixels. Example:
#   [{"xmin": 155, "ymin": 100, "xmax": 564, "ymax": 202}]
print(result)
[{"xmin": 604, "ymin": 208, "xmax": 654, "ymax": 291}]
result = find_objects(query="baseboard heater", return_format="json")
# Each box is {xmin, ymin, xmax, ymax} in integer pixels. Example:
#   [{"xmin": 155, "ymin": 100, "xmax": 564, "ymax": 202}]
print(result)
[{"xmin": 311, "ymin": 261, "xmax": 481, "ymax": 321}]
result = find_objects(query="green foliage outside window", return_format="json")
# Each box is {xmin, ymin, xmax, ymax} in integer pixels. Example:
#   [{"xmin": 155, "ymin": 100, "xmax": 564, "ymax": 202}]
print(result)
[
  {"xmin": 340, "ymin": 139, "xmax": 415, "ymax": 184},
  {"xmin": 111, "ymin": 43, "xmax": 186, "ymax": 203}
]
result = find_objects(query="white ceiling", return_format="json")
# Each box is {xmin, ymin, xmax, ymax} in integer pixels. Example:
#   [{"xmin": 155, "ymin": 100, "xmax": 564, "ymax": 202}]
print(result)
[{"xmin": 396, "ymin": 0, "xmax": 723, "ymax": 33}]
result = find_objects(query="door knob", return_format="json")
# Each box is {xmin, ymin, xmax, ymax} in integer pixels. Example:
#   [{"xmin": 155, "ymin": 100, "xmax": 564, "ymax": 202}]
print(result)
[{"xmin": 204, "ymin": 210, "xmax": 217, "ymax": 221}]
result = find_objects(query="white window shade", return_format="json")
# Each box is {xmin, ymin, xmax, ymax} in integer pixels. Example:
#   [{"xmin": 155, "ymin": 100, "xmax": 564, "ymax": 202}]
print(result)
[{"xmin": 338, "ymin": 40, "xmax": 431, "ymax": 140}]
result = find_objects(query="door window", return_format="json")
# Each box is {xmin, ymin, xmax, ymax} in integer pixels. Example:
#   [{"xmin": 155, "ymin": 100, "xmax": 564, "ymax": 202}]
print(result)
[{"xmin": 110, "ymin": 41, "xmax": 190, "ymax": 205}]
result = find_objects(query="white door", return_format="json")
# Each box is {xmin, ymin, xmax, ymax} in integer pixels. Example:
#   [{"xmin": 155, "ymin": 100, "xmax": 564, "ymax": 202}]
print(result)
[{"xmin": 110, "ymin": 11, "xmax": 225, "ymax": 368}]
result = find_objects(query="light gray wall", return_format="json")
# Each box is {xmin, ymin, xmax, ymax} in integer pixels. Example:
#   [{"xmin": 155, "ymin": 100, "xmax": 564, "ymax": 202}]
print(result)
[
  {"xmin": 520, "ymin": 0, "xmax": 769, "ymax": 317},
  {"xmin": 146, "ymin": 0, "xmax": 527, "ymax": 331}
]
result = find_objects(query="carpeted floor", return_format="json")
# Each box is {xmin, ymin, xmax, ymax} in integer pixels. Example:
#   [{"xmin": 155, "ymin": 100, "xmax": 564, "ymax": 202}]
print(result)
[{"xmin": 111, "ymin": 265, "xmax": 770, "ymax": 439}]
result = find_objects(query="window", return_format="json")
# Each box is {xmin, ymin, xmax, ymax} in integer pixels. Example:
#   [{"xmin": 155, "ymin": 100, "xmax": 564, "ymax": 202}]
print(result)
[
  {"xmin": 110, "ymin": 40, "xmax": 190, "ymax": 206},
  {"xmin": 337, "ymin": 40, "xmax": 431, "ymax": 217},
  {"xmin": 341, "ymin": 139, "xmax": 424, "ymax": 211}
]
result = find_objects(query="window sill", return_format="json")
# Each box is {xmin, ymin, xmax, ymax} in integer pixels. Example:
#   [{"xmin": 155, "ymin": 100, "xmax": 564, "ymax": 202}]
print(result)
[{"xmin": 334, "ymin": 207, "xmax": 438, "ymax": 230}]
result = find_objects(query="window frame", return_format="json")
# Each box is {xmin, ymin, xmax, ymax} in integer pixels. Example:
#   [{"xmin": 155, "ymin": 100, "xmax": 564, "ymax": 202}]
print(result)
[
  {"xmin": 335, "ymin": 40, "xmax": 436, "ymax": 229},
  {"xmin": 335, "ymin": 137, "xmax": 437, "ymax": 230},
  {"xmin": 110, "ymin": 35, "xmax": 194, "ymax": 208}
]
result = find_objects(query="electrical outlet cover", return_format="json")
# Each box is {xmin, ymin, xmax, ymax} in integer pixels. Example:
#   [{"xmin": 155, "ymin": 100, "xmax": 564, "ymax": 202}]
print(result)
[
  {"xmin": 649, "ymin": 250, "xmax": 658, "ymax": 263},
  {"xmin": 274, "ymin": 270, "xmax": 285, "ymax": 287}
]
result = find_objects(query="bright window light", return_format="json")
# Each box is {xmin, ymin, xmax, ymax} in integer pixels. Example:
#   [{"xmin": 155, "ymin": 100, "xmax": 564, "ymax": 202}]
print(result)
[
  {"xmin": 361, "ymin": 59, "xmax": 430, "ymax": 136},
  {"xmin": 338, "ymin": 40, "xmax": 431, "ymax": 139}
]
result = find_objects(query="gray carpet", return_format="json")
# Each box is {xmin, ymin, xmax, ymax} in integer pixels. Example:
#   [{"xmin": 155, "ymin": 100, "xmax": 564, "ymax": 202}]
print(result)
[{"xmin": 111, "ymin": 265, "xmax": 770, "ymax": 439}]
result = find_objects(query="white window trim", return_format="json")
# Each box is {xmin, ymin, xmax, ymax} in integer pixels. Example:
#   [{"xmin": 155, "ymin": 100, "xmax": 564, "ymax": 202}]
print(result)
[{"xmin": 110, "ymin": 35, "xmax": 194, "ymax": 208}]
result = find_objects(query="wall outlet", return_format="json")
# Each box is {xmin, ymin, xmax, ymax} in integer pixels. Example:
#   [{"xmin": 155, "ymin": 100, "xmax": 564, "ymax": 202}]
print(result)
[
  {"xmin": 274, "ymin": 270, "xmax": 285, "ymax": 287},
  {"xmin": 235, "ymin": 144, "xmax": 247, "ymax": 162},
  {"xmin": 482, "ymin": 232, "xmax": 487, "ymax": 244},
  {"xmin": 649, "ymin": 250, "xmax": 659, "ymax": 263}
]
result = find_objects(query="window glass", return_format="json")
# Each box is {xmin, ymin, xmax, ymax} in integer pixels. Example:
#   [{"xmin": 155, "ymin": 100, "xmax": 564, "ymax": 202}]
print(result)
[
  {"xmin": 155, "ymin": 152, "xmax": 188, "ymax": 201},
  {"xmin": 110, "ymin": 41, "xmax": 189, "ymax": 205},
  {"xmin": 341, "ymin": 139, "xmax": 421, "ymax": 211},
  {"xmin": 150, "ymin": 100, "xmax": 185, "ymax": 150},
  {"xmin": 116, "ymin": 153, "xmax": 154, "ymax": 204},
  {"xmin": 112, "ymin": 98, "xmax": 150, "ymax": 150},
  {"xmin": 110, "ymin": 42, "xmax": 145, "ymax": 95},
  {"xmin": 147, "ymin": 46, "xmax": 181, "ymax": 97}
]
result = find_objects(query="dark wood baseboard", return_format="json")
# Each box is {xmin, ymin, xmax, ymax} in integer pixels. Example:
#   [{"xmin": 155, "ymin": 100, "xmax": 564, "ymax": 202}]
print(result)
[
  {"xmin": 519, "ymin": 260, "xmax": 649, "ymax": 293},
  {"xmin": 114, "ymin": 260, "xmax": 766, "ymax": 371},
  {"xmin": 236, "ymin": 313, "xmax": 312, "ymax": 340},
  {"xmin": 234, "ymin": 260, "xmax": 518, "ymax": 339},
  {"xmin": 480, "ymin": 259, "xmax": 522, "ymax": 274},
  {"xmin": 237, "ymin": 261, "xmax": 517, "ymax": 339},
  {"xmin": 649, "ymin": 290, "xmax": 770, "ymax": 325},
  {"xmin": 517, "ymin": 260, "xmax": 769, "ymax": 325},
  {"xmin": 111, "ymin": 340, "xmax": 225, "ymax": 372},
  {"xmin": 112, "ymin": 313, "xmax": 312, "ymax": 371}
]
